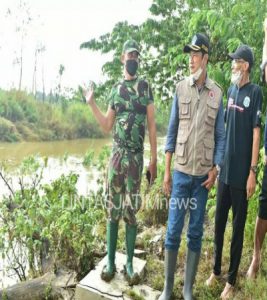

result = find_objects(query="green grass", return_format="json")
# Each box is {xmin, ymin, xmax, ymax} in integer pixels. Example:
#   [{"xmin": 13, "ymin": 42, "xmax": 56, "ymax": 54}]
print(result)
[{"xmin": 142, "ymin": 217, "xmax": 267, "ymax": 300}]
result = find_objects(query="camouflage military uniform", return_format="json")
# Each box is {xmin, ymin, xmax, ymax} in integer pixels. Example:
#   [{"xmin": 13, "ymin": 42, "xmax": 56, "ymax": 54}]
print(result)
[{"xmin": 107, "ymin": 77, "xmax": 153, "ymax": 225}]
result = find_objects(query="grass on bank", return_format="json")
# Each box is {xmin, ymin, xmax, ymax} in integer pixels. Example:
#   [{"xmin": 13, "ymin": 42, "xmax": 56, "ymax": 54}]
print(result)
[{"xmin": 0, "ymin": 89, "xmax": 105, "ymax": 142}]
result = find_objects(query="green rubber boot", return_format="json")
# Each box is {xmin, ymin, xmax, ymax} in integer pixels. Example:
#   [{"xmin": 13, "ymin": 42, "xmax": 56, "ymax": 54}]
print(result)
[
  {"xmin": 158, "ymin": 249, "xmax": 178, "ymax": 300},
  {"xmin": 101, "ymin": 220, "xmax": 119, "ymax": 282},
  {"xmin": 183, "ymin": 248, "xmax": 200, "ymax": 300},
  {"xmin": 124, "ymin": 223, "xmax": 140, "ymax": 286}
]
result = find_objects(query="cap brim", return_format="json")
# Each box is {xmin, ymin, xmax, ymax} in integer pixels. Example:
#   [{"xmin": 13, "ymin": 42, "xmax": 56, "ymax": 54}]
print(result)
[
  {"xmin": 228, "ymin": 53, "xmax": 241, "ymax": 60},
  {"xmin": 183, "ymin": 44, "xmax": 202, "ymax": 53},
  {"xmin": 125, "ymin": 48, "xmax": 140, "ymax": 54}
]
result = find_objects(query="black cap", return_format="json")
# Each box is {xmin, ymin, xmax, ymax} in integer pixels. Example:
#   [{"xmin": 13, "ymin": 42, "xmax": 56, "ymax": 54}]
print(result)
[
  {"xmin": 184, "ymin": 33, "xmax": 210, "ymax": 54},
  {"xmin": 228, "ymin": 45, "xmax": 254, "ymax": 67}
]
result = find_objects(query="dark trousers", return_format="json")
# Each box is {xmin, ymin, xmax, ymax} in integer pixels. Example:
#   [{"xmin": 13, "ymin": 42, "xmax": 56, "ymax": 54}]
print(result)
[
  {"xmin": 213, "ymin": 181, "xmax": 248, "ymax": 285},
  {"xmin": 259, "ymin": 165, "xmax": 267, "ymax": 220}
]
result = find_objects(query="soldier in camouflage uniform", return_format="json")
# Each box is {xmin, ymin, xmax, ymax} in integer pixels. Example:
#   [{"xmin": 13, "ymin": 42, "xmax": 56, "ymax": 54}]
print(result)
[{"xmin": 84, "ymin": 39, "xmax": 157, "ymax": 285}]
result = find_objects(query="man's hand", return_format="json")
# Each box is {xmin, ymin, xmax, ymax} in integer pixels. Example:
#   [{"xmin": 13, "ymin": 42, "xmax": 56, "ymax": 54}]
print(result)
[
  {"xmin": 83, "ymin": 82, "xmax": 95, "ymax": 105},
  {"xmin": 201, "ymin": 167, "xmax": 217, "ymax": 190},
  {"xmin": 163, "ymin": 171, "xmax": 172, "ymax": 197},
  {"xmin": 247, "ymin": 171, "xmax": 256, "ymax": 199},
  {"xmin": 147, "ymin": 160, "xmax": 157, "ymax": 185}
]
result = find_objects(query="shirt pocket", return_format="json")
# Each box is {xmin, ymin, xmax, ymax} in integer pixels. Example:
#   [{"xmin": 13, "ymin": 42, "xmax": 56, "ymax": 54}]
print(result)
[
  {"xmin": 206, "ymin": 98, "xmax": 219, "ymax": 127},
  {"xmin": 179, "ymin": 96, "xmax": 191, "ymax": 119},
  {"xmin": 201, "ymin": 138, "xmax": 214, "ymax": 167},
  {"xmin": 175, "ymin": 129, "xmax": 189, "ymax": 165}
]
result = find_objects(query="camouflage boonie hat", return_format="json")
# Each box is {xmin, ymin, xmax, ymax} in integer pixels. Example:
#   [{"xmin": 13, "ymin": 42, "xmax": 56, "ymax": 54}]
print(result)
[{"xmin": 123, "ymin": 39, "xmax": 140, "ymax": 54}]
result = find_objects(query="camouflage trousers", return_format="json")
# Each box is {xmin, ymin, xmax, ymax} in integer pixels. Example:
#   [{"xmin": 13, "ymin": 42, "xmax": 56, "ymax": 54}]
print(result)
[{"xmin": 106, "ymin": 147, "xmax": 143, "ymax": 225}]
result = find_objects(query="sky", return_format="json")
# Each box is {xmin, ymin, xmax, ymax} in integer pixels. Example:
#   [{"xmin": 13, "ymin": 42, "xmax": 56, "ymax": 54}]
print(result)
[{"xmin": 0, "ymin": 0, "xmax": 152, "ymax": 94}]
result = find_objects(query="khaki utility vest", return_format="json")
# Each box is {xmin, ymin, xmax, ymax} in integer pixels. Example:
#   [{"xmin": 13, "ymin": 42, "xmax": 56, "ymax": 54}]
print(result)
[{"xmin": 174, "ymin": 76, "xmax": 222, "ymax": 176}]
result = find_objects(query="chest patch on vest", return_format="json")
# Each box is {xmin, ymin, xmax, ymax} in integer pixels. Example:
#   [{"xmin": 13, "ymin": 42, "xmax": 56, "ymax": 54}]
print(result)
[{"xmin": 209, "ymin": 90, "xmax": 215, "ymax": 99}]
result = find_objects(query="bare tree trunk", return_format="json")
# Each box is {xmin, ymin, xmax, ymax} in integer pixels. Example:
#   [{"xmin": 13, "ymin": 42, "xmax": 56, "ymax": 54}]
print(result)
[
  {"xmin": 42, "ymin": 64, "xmax": 45, "ymax": 102},
  {"xmin": 32, "ymin": 49, "xmax": 37, "ymax": 97},
  {"xmin": 0, "ymin": 269, "xmax": 77, "ymax": 300},
  {"xmin": 19, "ymin": 43, "xmax": 23, "ymax": 91}
]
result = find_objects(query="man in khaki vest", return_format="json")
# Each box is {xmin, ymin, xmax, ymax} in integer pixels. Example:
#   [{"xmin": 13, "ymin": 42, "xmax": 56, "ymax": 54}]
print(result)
[{"xmin": 159, "ymin": 33, "xmax": 225, "ymax": 300}]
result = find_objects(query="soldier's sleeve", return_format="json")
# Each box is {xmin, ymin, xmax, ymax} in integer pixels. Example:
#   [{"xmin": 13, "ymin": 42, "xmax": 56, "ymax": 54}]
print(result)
[{"xmin": 252, "ymin": 86, "xmax": 263, "ymax": 128}]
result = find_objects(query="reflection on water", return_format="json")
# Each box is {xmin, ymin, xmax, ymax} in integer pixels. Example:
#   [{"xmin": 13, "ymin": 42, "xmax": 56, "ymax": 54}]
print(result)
[
  {"xmin": 0, "ymin": 138, "xmax": 112, "ymax": 198},
  {"xmin": 0, "ymin": 138, "xmax": 112, "ymax": 168}
]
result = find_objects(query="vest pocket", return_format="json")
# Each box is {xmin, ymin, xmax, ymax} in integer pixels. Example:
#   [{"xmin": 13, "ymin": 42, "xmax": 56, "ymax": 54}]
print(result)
[
  {"xmin": 179, "ymin": 97, "xmax": 191, "ymax": 119},
  {"xmin": 201, "ymin": 138, "xmax": 214, "ymax": 166},
  {"xmin": 206, "ymin": 98, "xmax": 218, "ymax": 126},
  {"xmin": 176, "ymin": 133, "xmax": 189, "ymax": 165}
]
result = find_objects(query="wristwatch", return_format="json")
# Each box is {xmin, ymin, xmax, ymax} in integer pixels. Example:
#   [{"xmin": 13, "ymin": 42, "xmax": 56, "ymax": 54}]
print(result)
[
  {"xmin": 250, "ymin": 165, "xmax": 257, "ymax": 175},
  {"xmin": 213, "ymin": 164, "xmax": 220, "ymax": 173}
]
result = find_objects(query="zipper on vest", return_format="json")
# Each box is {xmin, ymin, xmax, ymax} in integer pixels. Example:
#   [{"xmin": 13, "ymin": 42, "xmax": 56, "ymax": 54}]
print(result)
[{"xmin": 193, "ymin": 88, "xmax": 200, "ymax": 175}]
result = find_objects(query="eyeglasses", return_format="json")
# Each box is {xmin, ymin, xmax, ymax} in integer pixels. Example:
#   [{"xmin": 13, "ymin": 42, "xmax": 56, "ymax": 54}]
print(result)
[{"xmin": 231, "ymin": 59, "xmax": 246, "ymax": 66}]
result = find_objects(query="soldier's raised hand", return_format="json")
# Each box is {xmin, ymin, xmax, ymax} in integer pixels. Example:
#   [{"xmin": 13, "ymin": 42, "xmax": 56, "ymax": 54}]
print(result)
[{"xmin": 82, "ymin": 81, "xmax": 95, "ymax": 105}]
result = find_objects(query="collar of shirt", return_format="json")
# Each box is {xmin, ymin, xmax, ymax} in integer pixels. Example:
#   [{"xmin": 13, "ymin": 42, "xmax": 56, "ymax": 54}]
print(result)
[{"xmin": 189, "ymin": 75, "xmax": 213, "ymax": 90}]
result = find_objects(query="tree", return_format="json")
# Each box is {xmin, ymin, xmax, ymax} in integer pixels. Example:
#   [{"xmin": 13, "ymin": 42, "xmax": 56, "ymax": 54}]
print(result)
[
  {"xmin": 80, "ymin": 0, "xmax": 267, "ymax": 111},
  {"xmin": 32, "ymin": 43, "xmax": 46, "ymax": 98},
  {"xmin": 7, "ymin": 0, "xmax": 35, "ymax": 91},
  {"xmin": 55, "ymin": 64, "xmax": 65, "ymax": 102}
]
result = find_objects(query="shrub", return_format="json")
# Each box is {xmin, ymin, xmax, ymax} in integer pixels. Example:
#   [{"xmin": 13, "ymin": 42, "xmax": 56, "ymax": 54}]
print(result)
[
  {"xmin": 0, "ymin": 117, "xmax": 21, "ymax": 142},
  {"xmin": 0, "ymin": 90, "xmax": 107, "ymax": 142}
]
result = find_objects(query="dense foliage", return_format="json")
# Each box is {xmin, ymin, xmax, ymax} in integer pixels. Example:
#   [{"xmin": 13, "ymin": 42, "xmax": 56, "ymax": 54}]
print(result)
[
  {"xmin": 0, "ymin": 148, "xmax": 111, "ymax": 281},
  {"xmin": 1, "ymin": 1, "xmax": 267, "ymax": 142},
  {"xmin": 81, "ymin": 0, "xmax": 267, "ymax": 116}
]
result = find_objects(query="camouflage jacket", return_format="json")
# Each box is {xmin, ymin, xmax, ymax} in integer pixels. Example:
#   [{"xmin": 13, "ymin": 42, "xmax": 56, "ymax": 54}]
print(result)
[{"xmin": 108, "ymin": 77, "xmax": 153, "ymax": 152}]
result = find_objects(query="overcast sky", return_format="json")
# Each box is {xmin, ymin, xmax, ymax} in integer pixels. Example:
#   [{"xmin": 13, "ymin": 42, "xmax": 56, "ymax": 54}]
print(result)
[{"xmin": 0, "ymin": 0, "xmax": 152, "ymax": 94}]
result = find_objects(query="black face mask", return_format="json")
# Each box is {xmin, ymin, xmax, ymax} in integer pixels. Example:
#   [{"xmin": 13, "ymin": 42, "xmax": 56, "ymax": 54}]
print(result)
[{"xmin": 125, "ymin": 59, "xmax": 138, "ymax": 76}]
